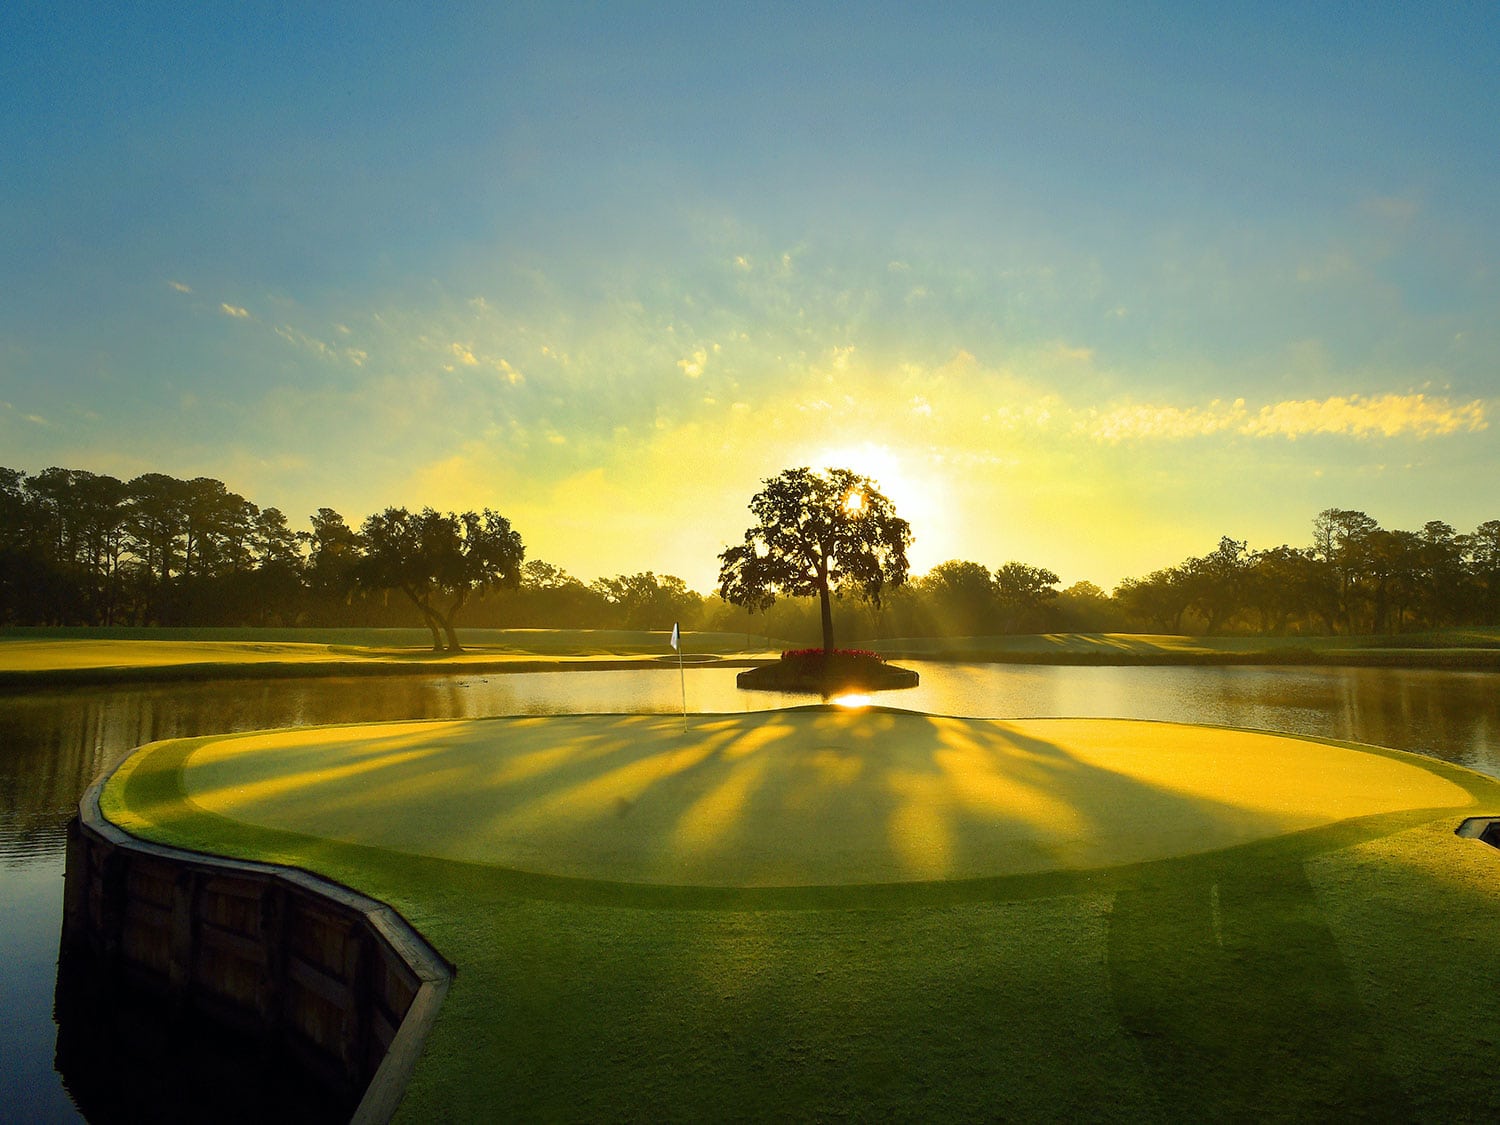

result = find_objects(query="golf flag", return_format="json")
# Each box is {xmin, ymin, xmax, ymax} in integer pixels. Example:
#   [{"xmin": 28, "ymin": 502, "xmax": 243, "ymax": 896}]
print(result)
[{"xmin": 671, "ymin": 622, "xmax": 686, "ymax": 731}]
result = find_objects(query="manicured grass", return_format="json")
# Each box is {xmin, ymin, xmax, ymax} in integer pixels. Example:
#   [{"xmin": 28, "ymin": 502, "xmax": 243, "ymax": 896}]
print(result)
[
  {"xmin": 878, "ymin": 628, "xmax": 1500, "ymax": 668},
  {"xmin": 100, "ymin": 711, "xmax": 1500, "ymax": 1120},
  {"xmin": 8, "ymin": 626, "xmax": 1500, "ymax": 683},
  {"xmin": 0, "ymin": 628, "xmax": 779, "ymax": 684}
]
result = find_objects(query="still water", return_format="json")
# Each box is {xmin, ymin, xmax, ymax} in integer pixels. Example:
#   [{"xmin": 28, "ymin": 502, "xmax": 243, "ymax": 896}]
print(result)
[{"xmin": 4, "ymin": 661, "xmax": 1500, "ymax": 1120}]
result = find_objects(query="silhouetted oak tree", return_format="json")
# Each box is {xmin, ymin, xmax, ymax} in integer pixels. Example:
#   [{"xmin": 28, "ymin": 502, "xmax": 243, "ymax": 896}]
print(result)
[
  {"xmin": 718, "ymin": 467, "xmax": 911, "ymax": 654},
  {"xmin": 357, "ymin": 506, "xmax": 524, "ymax": 652}
]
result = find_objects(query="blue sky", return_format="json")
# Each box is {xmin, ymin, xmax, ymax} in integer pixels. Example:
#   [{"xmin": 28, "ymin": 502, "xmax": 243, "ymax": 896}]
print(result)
[{"xmin": 3, "ymin": 3, "xmax": 1498, "ymax": 590}]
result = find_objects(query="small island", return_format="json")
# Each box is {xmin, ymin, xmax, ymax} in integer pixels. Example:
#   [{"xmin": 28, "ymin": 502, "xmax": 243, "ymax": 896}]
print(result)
[
  {"xmin": 737, "ymin": 647, "xmax": 918, "ymax": 693},
  {"xmin": 719, "ymin": 466, "xmax": 915, "ymax": 694}
]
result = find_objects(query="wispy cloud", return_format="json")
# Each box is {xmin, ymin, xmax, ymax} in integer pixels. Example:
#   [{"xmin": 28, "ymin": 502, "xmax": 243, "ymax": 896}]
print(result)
[
  {"xmin": 1082, "ymin": 393, "xmax": 1486, "ymax": 442},
  {"xmin": 4, "ymin": 400, "xmax": 51, "ymax": 426},
  {"xmin": 677, "ymin": 347, "xmax": 708, "ymax": 378},
  {"xmin": 219, "ymin": 303, "xmax": 250, "ymax": 319},
  {"xmin": 168, "ymin": 280, "xmax": 192, "ymax": 294},
  {"xmin": 1082, "ymin": 400, "xmax": 1245, "ymax": 441},
  {"xmin": 274, "ymin": 324, "xmax": 336, "ymax": 360},
  {"xmin": 1242, "ymin": 393, "xmax": 1486, "ymax": 439}
]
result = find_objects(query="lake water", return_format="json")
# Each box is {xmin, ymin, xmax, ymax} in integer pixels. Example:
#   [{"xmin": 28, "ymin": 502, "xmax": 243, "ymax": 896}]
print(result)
[{"xmin": 5, "ymin": 661, "xmax": 1500, "ymax": 1120}]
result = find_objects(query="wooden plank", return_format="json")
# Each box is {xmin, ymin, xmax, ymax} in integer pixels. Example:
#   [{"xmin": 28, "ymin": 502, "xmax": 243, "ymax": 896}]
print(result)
[{"xmin": 72, "ymin": 744, "xmax": 459, "ymax": 1124}]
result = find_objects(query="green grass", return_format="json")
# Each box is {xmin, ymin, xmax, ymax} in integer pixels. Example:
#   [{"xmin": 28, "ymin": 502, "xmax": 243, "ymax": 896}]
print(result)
[
  {"xmin": 0, "ymin": 628, "xmax": 780, "ymax": 683},
  {"xmin": 878, "ymin": 627, "xmax": 1500, "ymax": 667},
  {"xmin": 100, "ymin": 712, "xmax": 1500, "ymax": 1120},
  {"xmin": 7, "ymin": 626, "xmax": 1500, "ymax": 683}
]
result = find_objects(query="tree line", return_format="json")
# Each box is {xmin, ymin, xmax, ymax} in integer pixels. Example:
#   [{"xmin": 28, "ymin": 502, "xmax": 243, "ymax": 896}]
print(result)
[
  {"xmin": 0, "ymin": 466, "xmax": 699, "ymax": 644},
  {"xmin": 868, "ymin": 511, "xmax": 1500, "ymax": 639},
  {"xmin": 4, "ymin": 464, "xmax": 1499, "ymax": 639},
  {"xmin": 1111, "ymin": 510, "xmax": 1500, "ymax": 635}
]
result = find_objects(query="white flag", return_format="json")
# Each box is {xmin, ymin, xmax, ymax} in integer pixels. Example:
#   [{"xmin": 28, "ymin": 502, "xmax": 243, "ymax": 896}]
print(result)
[{"xmin": 670, "ymin": 622, "xmax": 680, "ymax": 650}]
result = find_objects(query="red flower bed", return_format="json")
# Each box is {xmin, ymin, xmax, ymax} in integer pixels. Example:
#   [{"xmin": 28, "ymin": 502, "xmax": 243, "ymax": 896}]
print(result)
[
  {"xmin": 780, "ymin": 648, "xmax": 886, "ymax": 664},
  {"xmin": 737, "ymin": 645, "xmax": 915, "ymax": 692}
]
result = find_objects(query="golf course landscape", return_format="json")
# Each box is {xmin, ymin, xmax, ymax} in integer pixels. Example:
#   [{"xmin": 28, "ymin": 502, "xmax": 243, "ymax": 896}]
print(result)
[
  {"xmin": 8, "ymin": 626, "xmax": 1500, "ymax": 688},
  {"xmin": 97, "ymin": 706, "xmax": 1500, "ymax": 1121}
]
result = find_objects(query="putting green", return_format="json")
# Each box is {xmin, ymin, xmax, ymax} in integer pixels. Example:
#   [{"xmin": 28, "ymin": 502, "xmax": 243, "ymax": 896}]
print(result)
[{"xmin": 138, "ymin": 711, "xmax": 1471, "ymax": 887}]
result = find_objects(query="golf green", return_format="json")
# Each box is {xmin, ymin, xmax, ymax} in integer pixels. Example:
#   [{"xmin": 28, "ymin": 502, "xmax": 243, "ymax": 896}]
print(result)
[
  {"xmin": 151, "ymin": 712, "xmax": 1467, "ymax": 885},
  {"xmin": 98, "ymin": 710, "xmax": 1500, "ymax": 1121}
]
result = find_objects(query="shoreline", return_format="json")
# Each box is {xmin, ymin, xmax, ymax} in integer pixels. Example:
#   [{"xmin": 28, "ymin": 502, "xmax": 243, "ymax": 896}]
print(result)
[
  {"xmin": 5, "ymin": 626, "xmax": 1500, "ymax": 689},
  {"xmin": 4, "ymin": 644, "xmax": 1500, "ymax": 690},
  {"xmin": 0, "ymin": 654, "xmax": 770, "ymax": 690}
]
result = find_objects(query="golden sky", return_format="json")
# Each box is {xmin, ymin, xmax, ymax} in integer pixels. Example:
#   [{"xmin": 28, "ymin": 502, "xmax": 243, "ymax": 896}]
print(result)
[{"xmin": 3, "ymin": 6, "xmax": 1496, "ymax": 590}]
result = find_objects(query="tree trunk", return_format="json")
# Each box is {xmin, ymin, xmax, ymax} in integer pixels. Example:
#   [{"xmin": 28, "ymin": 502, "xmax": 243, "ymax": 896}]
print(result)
[
  {"xmin": 440, "ymin": 594, "xmax": 467, "ymax": 653},
  {"xmin": 401, "ymin": 585, "xmax": 445, "ymax": 651},
  {"xmin": 439, "ymin": 610, "xmax": 462, "ymax": 654},
  {"xmin": 421, "ymin": 608, "xmax": 444, "ymax": 651},
  {"xmin": 819, "ymin": 581, "xmax": 835, "ymax": 654}
]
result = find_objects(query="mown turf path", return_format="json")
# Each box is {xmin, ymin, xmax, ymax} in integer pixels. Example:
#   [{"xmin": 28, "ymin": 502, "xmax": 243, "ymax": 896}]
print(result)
[{"xmin": 1109, "ymin": 858, "xmax": 1412, "ymax": 1121}]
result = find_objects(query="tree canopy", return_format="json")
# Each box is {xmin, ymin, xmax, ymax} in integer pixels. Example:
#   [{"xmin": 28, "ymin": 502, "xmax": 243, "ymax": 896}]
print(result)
[
  {"xmin": 718, "ymin": 466, "xmax": 912, "ymax": 653},
  {"xmin": 356, "ymin": 506, "xmax": 524, "ymax": 652}
]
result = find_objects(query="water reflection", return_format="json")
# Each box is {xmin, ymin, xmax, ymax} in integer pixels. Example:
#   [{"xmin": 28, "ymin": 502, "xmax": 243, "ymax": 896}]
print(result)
[{"xmin": 4, "ymin": 662, "xmax": 1500, "ymax": 1121}]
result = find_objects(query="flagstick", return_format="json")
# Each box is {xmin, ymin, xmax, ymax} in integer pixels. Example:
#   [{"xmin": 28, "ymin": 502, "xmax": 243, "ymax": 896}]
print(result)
[
  {"xmin": 678, "ymin": 643, "xmax": 687, "ymax": 733},
  {"xmin": 672, "ymin": 621, "xmax": 688, "ymax": 733}
]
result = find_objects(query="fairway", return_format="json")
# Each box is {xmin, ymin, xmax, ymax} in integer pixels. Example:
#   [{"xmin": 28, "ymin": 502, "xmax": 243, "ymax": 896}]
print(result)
[
  {"xmin": 168, "ymin": 712, "xmax": 1466, "ymax": 885},
  {"xmin": 100, "ymin": 709, "xmax": 1500, "ymax": 1121}
]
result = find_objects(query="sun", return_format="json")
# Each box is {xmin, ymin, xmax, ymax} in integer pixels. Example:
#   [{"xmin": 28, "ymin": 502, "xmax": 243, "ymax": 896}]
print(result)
[
  {"xmin": 812, "ymin": 443, "xmax": 920, "ymax": 513},
  {"xmin": 808, "ymin": 441, "xmax": 950, "ymax": 575}
]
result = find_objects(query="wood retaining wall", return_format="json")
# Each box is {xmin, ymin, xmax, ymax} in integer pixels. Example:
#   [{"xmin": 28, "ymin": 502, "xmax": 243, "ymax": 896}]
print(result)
[{"xmin": 63, "ymin": 771, "xmax": 453, "ymax": 1124}]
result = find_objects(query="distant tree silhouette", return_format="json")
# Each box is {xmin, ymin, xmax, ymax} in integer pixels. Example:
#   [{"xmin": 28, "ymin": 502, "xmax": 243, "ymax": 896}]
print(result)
[
  {"xmin": 1181, "ymin": 537, "xmax": 1249, "ymax": 635},
  {"xmin": 1243, "ymin": 545, "xmax": 1322, "ymax": 634},
  {"xmin": 1115, "ymin": 566, "xmax": 1193, "ymax": 633},
  {"xmin": 590, "ymin": 571, "xmax": 701, "ymax": 630},
  {"xmin": 1467, "ymin": 521, "xmax": 1500, "ymax": 624},
  {"xmin": 919, "ymin": 560, "xmax": 996, "ymax": 634},
  {"xmin": 718, "ymin": 466, "xmax": 911, "ymax": 653},
  {"xmin": 992, "ymin": 561, "xmax": 1062, "ymax": 632},
  {"xmin": 1311, "ymin": 508, "xmax": 1380, "ymax": 633},
  {"xmin": 356, "ymin": 506, "xmax": 524, "ymax": 652}
]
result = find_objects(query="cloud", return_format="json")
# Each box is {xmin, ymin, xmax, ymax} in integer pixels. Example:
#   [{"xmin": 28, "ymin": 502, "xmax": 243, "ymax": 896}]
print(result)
[
  {"xmin": 1047, "ymin": 341, "xmax": 1094, "ymax": 363},
  {"xmin": 274, "ymin": 324, "xmax": 336, "ymax": 360},
  {"xmin": 219, "ymin": 303, "xmax": 250, "ymax": 318},
  {"xmin": 677, "ymin": 347, "xmax": 708, "ymax": 378},
  {"xmin": 2, "ymin": 401, "xmax": 49, "ymax": 426},
  {"xmin": 1241, "ymin": 393, "xmax": 1486, "ymax": 439},
  {"xmin": 168, "ymin": 280, "xmax": 192, "ymax": 294},
  {"xmin": 1082, "ymin": 400, "xmax": 1246, "ymax": 441},
  {"xmin": 450, "ymin": 342, "xmax": 479, "ymax": 366},
  {"xmin": 1082, "ymin": 393, "xmax": 1486, "ymax": 442},
  {"xmin": 494, "ymin": 358, "xmax": 524, "ymax": 385}
]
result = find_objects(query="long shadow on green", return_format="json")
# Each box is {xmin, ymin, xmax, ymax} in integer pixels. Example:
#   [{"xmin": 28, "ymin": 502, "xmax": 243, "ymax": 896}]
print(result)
[{"xmin": 1109, "ymin": 855, "xmax": 1411, "ymax": 1121}]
